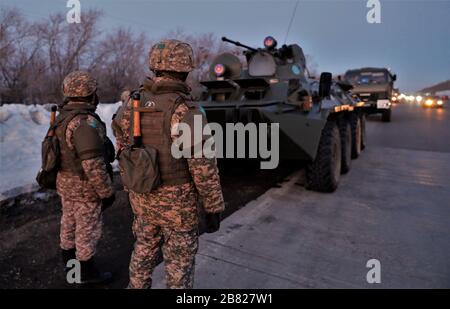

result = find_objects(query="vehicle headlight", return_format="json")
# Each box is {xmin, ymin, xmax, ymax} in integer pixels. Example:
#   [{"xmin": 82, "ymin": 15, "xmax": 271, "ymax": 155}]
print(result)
[
  {"xmin": 416, "ymin": 95, "xmax": 422, "ymax": 102},
  {"xmin": 263, "ymin": 36, "xmax": 277, "ymax": 49},
  {"xmin": 425, "ymin": 99, "xmax": 433, "ymax": 106},
  {"xmin": 437, "ymin": 100, "xmax": 443, "ymax": 105},
  {"xmin": 214, "ymin": 63, "xmax": 226, "ymax": 77}
]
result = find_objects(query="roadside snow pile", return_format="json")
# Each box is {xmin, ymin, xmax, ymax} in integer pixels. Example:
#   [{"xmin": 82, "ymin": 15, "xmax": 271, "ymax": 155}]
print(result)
[{"xmin": 0, "ymin": 102, "xmax": 121, "ymax": 200}]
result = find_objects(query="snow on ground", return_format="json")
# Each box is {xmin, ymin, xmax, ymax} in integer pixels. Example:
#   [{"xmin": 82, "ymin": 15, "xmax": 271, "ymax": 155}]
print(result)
[{"xmin": 0, "ymin": 103, "xmax": 122, "ymax": 200}]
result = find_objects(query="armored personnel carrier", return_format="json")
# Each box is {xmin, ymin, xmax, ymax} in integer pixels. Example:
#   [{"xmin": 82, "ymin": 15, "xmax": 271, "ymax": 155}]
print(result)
[{"xmin": 196, "ymin": 36, "xmax": 367, "ymax": 192}]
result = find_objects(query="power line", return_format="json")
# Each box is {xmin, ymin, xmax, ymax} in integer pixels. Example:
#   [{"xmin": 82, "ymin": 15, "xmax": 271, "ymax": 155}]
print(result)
[{"xmin": 283, "ymin": 0, "xmax": 299, "ymax": 44}]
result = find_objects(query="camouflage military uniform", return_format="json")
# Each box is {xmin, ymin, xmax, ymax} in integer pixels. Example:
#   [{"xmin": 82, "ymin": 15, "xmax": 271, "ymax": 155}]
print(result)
[
  {"xmin": 57, "ymin": 71, "xmax": 114, "ymax": 262},
  {"xmin": 113, "ymin": 40, "xmax": 224, "ymax": 289}
]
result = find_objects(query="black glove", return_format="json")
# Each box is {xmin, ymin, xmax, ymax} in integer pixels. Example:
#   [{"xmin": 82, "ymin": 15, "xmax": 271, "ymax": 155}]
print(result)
[
  {"xmin": 205, "ymin": 212, "xmax": 221, "ymax": 233},
  {"xmin": 101, "ymin": 194, "xmax": 115, "ymax": 212}
]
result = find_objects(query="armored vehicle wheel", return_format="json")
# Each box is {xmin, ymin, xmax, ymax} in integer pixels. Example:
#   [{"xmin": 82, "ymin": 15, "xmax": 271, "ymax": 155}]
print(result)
[
  {"xmin": 382, "ymin": 108, "xmax": 391, "ymax": 122},
  {"xmin": 360, "ymin": 113, "xmax": 366, "ymax": 150},
  {"xmin": 350, "ymin": 114, "xmax": 362, "ymax": 159},
  {"xmin": 305, "ymin": 121, "xmax": 341, "ymax": 192},
  {"xmin": 339, "ymin": 120, "xmax": 352, "ymax": 174}
]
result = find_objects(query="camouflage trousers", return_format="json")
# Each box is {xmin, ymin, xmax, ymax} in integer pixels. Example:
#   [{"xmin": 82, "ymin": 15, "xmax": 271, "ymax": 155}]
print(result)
[
  {"xmin": 128, "ymin": 215, "xmax": 199, "ymax": 289},
  {"xmin": 59, "ymin": 197, "xmax": 103, "ymax": 261}
]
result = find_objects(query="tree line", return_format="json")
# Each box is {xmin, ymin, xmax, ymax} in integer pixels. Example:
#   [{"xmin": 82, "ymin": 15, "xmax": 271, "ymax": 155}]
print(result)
[{"xmin": 0, "ymin": 8, "xmax": 244, "ymax": 104}]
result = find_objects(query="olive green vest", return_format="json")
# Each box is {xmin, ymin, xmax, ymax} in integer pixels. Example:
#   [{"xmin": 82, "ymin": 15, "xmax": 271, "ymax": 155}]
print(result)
[
  {"xmin": 132, "ymin": 81, "xmax": 192, "ymax": 186},
  {"xmin": 55, "ymin": 104, "xmax": 104, "ymax": 178}
]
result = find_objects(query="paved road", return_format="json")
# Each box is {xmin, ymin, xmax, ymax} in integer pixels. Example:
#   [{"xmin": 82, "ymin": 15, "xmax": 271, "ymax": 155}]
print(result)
[
  {"xmin": 2, "ymin": 103, "xmax": 449, "ymax": 288},
  {"xmin": 151, "ymin": 103, "xmax": 450, "ymax": 288},
  {"xmin": 367, "ymin": 103, "xmax": 450, "ymax": 152}
]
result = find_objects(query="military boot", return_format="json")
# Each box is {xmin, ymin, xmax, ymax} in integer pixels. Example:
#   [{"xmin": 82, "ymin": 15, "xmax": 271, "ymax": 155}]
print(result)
[
  {"xmin": 61, "ymin": 248, "xmax": 76, "ymax": 273},
  {"xmin": 79, "ymin": 258, "xmax": 113, "ymax": 285}
]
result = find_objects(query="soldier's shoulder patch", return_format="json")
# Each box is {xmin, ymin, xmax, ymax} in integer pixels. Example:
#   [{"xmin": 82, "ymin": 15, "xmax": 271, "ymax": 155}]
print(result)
[
  {"xmin": 86, "ymin": 117, "xmax": 98, "ymax": 129},
  {"xmin": 199, "ymin": 106, "xmax": 206, "ymax": 116}
]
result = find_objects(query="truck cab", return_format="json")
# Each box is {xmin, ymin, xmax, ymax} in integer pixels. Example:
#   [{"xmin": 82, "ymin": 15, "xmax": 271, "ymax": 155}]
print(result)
[{"xmin": 344, "ymin": 67, "xmax": 396, "ymax": 122}]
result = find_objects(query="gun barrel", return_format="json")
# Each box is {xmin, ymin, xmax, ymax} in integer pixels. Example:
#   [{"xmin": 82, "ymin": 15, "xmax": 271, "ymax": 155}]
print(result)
[{"xmin": 221, "ymin": 37, "xmax": 258, "ymax": 52}]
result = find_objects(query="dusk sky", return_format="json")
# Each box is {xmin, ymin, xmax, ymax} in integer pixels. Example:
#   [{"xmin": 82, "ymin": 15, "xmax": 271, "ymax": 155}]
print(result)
[{"xmin": 2, "ymin": 0, "xmax": 449, "ymax": 92}]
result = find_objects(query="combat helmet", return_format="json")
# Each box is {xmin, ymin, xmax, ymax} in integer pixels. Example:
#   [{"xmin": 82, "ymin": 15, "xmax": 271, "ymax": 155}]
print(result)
[
  {"xmin": 149, "ymin": 39, "xmax": 194, "ymax": 73},
  {"xmin": 62, "ymin": 71, "xmax": 97, "ymax": 98}
]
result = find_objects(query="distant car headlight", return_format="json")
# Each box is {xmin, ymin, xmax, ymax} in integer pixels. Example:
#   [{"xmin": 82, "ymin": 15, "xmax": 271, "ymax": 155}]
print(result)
[
  {"xmin": 416, "ymin": 95, "xmax": 422, "ymax": 102},
  {"xmin": 437, "ymin": 100, "xmax": 443, "ymax": 105},
  {"xmin": 425, "ymin": 99, "xmax": 434, "ymax": 106},
  {"xmin": 392, "ymin": 96, "xmax": 397, "ymax": 101}
]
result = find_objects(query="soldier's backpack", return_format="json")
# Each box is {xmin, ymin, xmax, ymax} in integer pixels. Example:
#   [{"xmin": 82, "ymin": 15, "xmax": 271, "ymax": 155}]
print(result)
[
  {"xmin": 36, "ymin": 106, "xmax": 62, "ymax": 190},
  {"xmin": 118, "ymin": 92, "xmax": 161, "ymax": 193},
  {"xmin": 36, "ymin": 131, "xmax": 60, "ymax": 189},
  {"xmin": 36, "ymin": 108, "xmax": 115, "ymax": 190}
]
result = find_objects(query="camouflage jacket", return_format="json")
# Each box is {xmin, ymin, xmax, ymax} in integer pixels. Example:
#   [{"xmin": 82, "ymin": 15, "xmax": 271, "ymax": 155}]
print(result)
[
  {"xmin": 56, "ymin": 102, "xmax": 114, "ymax": 201},
  {"xmin": 112, "ymin": 77, "xmax": 225, "ymax": 230}
]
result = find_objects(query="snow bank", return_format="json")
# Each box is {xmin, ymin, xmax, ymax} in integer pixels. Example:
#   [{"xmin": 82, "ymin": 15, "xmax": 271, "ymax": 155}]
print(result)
[{"xmin": 0, "ymin": 103, "xmax": 122, "ymax": 200}]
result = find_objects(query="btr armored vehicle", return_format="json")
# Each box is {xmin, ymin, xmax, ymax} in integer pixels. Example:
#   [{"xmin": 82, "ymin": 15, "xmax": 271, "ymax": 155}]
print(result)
[
  {"xmin": 196, "ymin": 36, "xmax": 367, "ymax": 192},
  {"xmin": 344, "ymin": 67, "xmax": 397, "ymax": 122}
]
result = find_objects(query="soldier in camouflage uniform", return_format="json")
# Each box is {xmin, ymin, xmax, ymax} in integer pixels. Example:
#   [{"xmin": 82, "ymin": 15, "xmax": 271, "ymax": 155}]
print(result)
[
  {"xmin": 112, "ymin": 40, "xmax": 225, "ymax": 289},
  {"xmin": 57, "ymin": 71, "xmax": 116, "ymax": 284}
]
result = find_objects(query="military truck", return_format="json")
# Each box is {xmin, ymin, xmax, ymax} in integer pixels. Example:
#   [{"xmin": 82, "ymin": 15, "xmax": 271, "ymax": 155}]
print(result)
[
  {"xmin": 196, "ymin": 36, "xmax": 367, "ymax": 192},
  {"xmin": 344, "ymin": 67, "xmax": 397, "ymax": 122}
]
